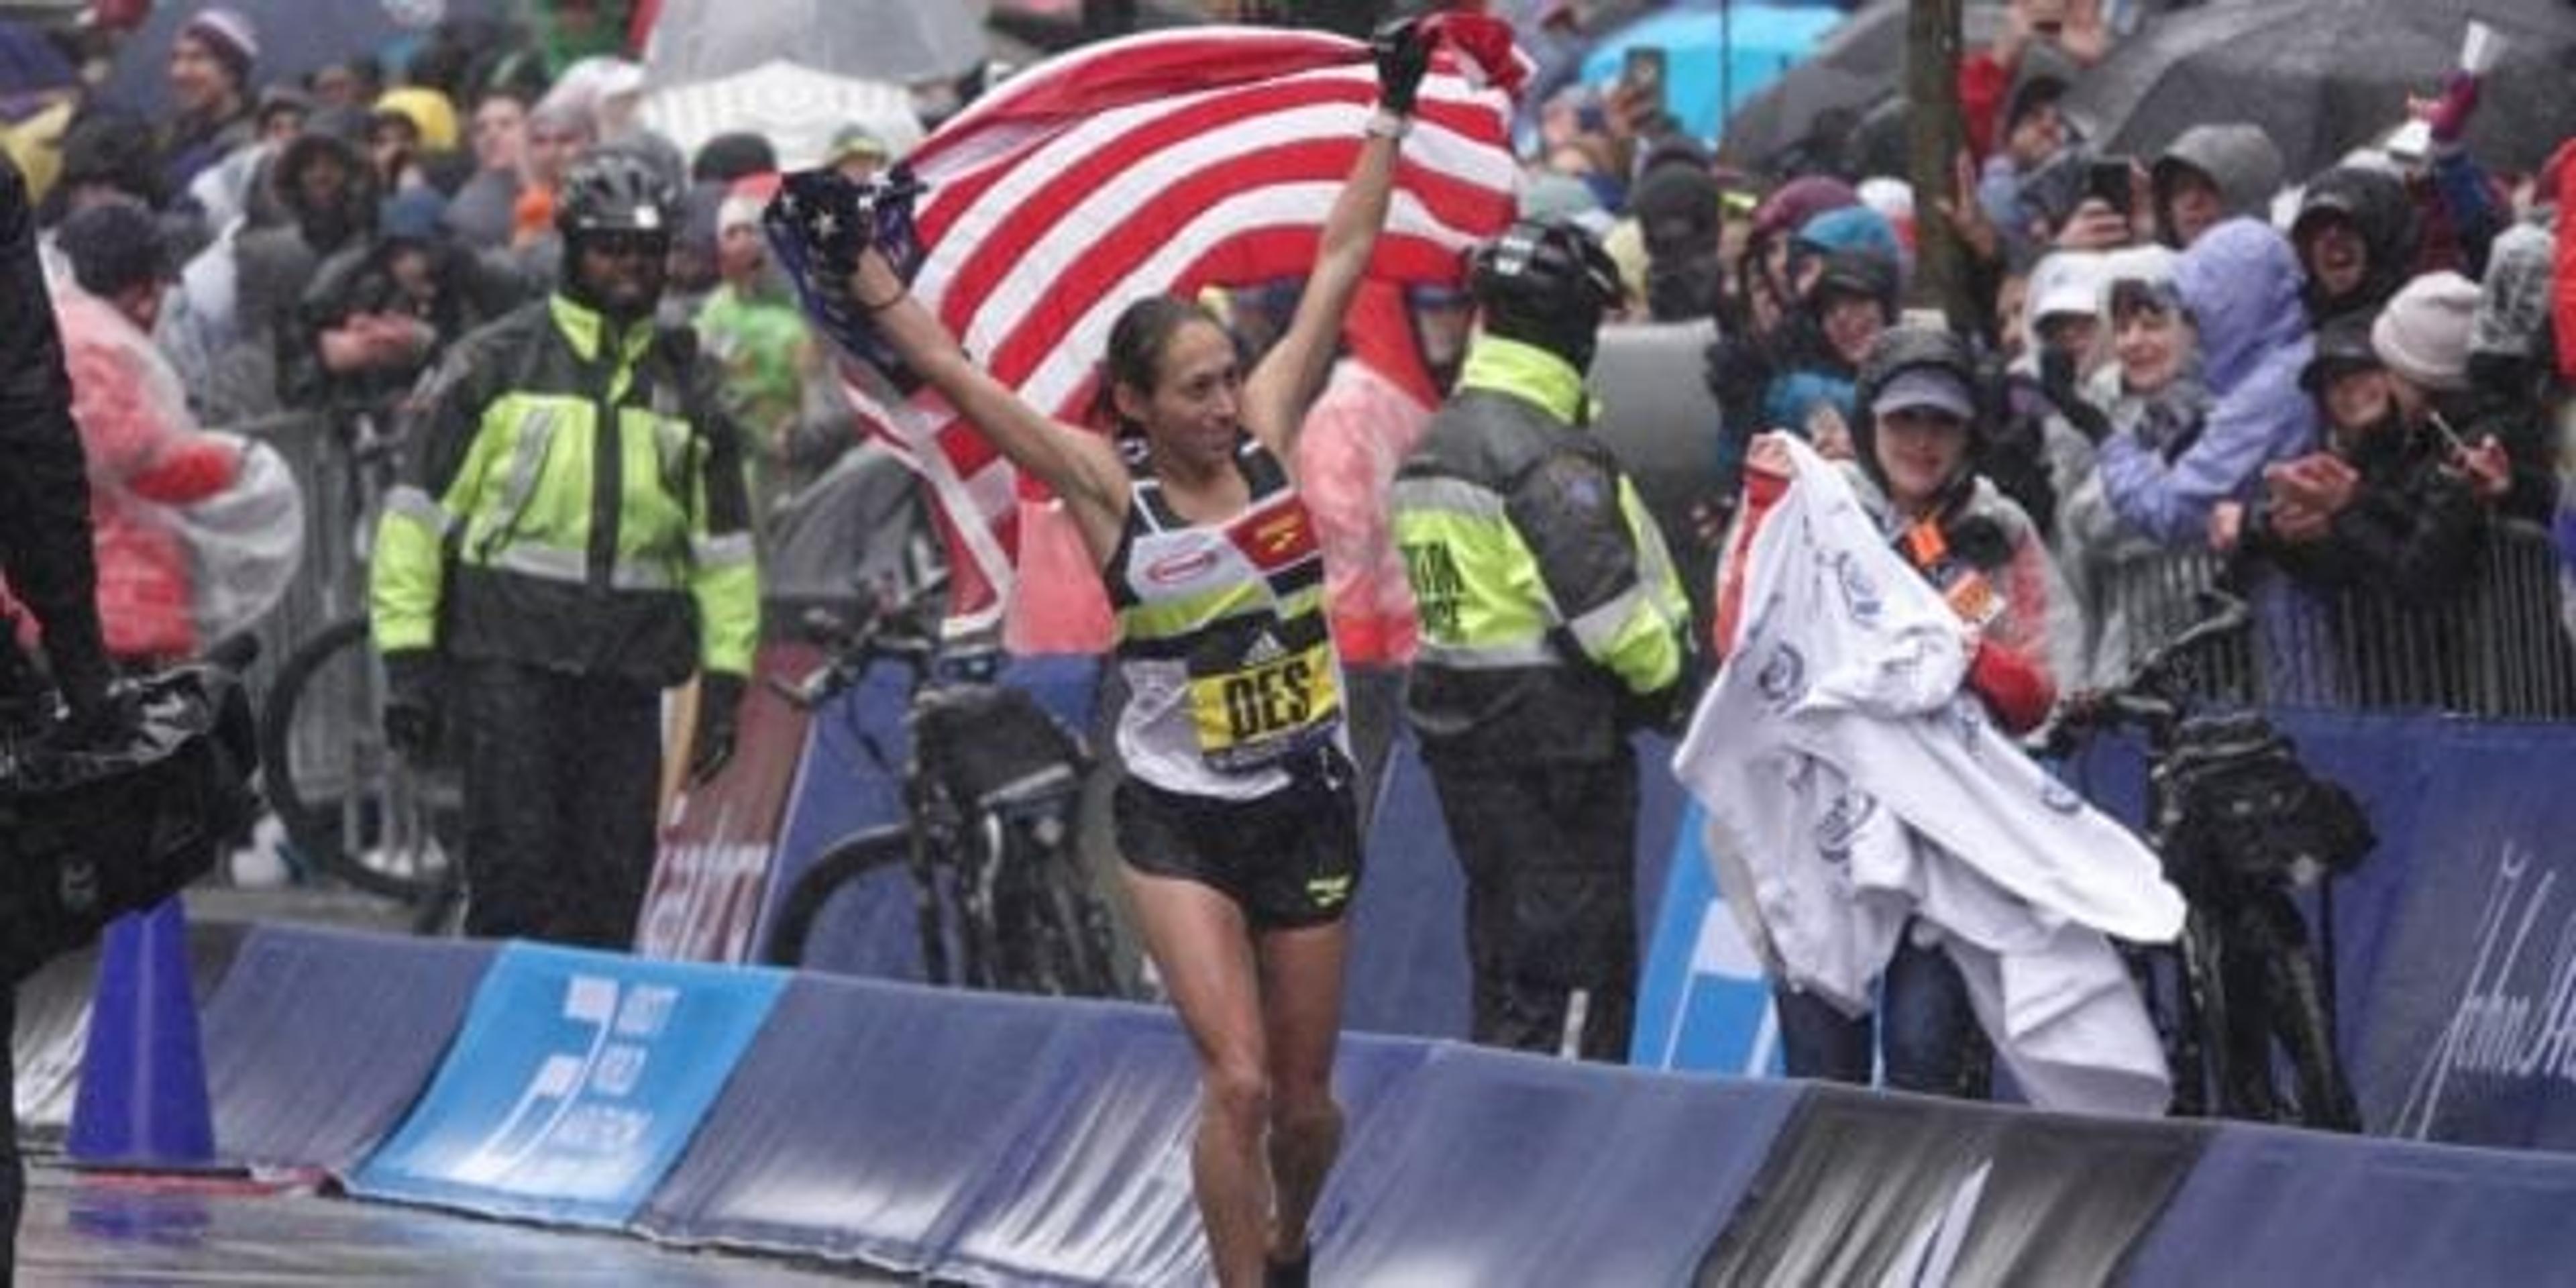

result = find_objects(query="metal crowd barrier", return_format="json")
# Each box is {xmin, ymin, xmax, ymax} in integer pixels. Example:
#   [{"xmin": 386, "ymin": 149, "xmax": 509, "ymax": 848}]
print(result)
[
  {"xmin": 2088, "ymin": 520, "xmax": 2576, "ymax": 718},
  {"xmin": 229, "ymin": 412, "xmax": 362, "ymax": 770}
]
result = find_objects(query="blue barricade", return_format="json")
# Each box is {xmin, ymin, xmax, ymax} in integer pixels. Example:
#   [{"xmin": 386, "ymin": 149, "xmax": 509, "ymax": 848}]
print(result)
[
  {"xmin": 635, "ymin": 975, "xmax": 1104, "ymax": 1271},
  {"xmin": 2123, "ymin": 1121, "xmax": 2576, "ymax": 1286},
  {"xmin": 200, "ymin": 925, "xmax": 494, "ymax": 1173},
  {"xmin": 755, "ymin": 656, "xmax": 1101, "ymax": 980},
  {"xmin": 348, "ymin": 943, "xmax": 788, "ymax": 1228},
  {"xmin": 1708, "ymin": 1085, "xmax": 2208, "ymax": 1285},
  {"xmin": 1343, "ymin": 730, "xmax": 1685, "ymax": 1041},
  {"xmin": 1326, "ymin": 1046, "xmax": 1799, "ymax": 1286},
  {"xmin": 2350, "ymin": 720, "xmax": 2576, "ymax": 1149}
]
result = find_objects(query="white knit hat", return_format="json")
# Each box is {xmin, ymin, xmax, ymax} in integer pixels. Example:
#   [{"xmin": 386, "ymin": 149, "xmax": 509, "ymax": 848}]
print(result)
[{"xmin": 2369, "ymin": 271, "xmax": 2480, "ymax": 392}]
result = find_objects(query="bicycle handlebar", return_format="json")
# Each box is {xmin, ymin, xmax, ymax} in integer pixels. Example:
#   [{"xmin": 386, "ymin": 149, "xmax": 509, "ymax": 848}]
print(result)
[
  {"xmin": 2055, "ymin": 590, "xmax": 2252, "ymax": 742},
  {"xmin": 771, "ymin": 573, "xmax": 957, "ymax": 711}
]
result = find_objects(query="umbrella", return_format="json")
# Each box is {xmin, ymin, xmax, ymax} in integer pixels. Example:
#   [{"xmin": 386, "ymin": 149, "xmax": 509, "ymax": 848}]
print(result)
[
  {"xmin": 639, "ymin": 0, "xmax": 987, "ymax": 88},
  {"xmin": 2065, "ymin": 0, "xmax": 2576, "ymax": 180},
  {"xmin": 99, "ymin": 0, "xmax": 513, "ymax": 115},
  {"xmin": 639, "ymin": 58, "xmax": 922, "ymax": 171},
  {"xmin": 1721, "ymin": 0, "xmax": 2008, "ymax": 170},
  {"xmin": 0, "ymin": 17, "xmax": 74, "ymax": 99},
  {"xmin": 1573, "ymin": 2, "xmax": 1847, "ymax": 142}
]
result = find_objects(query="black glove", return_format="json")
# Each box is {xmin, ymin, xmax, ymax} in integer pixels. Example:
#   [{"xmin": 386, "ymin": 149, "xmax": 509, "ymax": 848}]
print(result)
[
  {"xmin": 1371, "ymin": 17, "xmax": 1432, "ymax": 117},
  {"xmin": 690, "ymin": 672, "xmax": 748, "ymax": 785},
  {"xmin": 380, "ymin": 649, "xmax": 441, "ymax": 761}
]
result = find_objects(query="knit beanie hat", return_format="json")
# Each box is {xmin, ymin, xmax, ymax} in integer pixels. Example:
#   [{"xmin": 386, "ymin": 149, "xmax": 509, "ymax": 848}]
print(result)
[
  {"xmin": 2370, "ymin": 271, "xmax": 2479, "ymax": 392},
  {"xmin": 179, "ymin": 8, "xmax": 259, "ymax": 86}
]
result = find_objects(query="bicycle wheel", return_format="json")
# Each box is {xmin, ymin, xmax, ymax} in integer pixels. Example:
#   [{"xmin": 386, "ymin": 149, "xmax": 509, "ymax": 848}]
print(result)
[
  {"xmin": 1009, "ymin": 839, "xmax": 1124, "ymax": 999},
  {"xmin": 260, "ymin": 616, "xmax": 462, "ymax": 904},
  {"xmin": 759, "ymin": 827, "xmax": 928, "ymax": 971}
]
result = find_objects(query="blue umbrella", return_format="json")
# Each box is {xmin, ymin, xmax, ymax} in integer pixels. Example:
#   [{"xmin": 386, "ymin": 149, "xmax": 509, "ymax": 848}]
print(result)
[{"xmin": 1576, "ymin": 1, "xmax": 1847, "ymax": 142}]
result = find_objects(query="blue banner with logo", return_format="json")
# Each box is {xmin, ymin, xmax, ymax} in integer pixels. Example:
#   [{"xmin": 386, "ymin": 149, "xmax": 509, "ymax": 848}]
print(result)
[
  {"xmin": 349, "ymin": 943, "xmax": 788, "ymax": 1227},
  {"xmin": 2351, "ymin": 720, "xmax": 2576, "ymax": 1150},
  {"xmin": 1631, "ymin": 802, "xmax": 1782, "ymax": 1077}
]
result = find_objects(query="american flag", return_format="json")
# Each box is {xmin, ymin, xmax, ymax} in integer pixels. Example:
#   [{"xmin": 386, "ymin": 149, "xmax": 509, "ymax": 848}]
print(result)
[{"xmin": 766, "ymin": 19, "xmax": 1527, "ymax": 628}]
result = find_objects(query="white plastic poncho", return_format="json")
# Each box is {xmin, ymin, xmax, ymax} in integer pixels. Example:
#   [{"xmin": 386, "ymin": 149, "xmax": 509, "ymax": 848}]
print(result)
[{"xmin": 1675, "ymin": 437, "xmax": 2184, "ymax": 1117}]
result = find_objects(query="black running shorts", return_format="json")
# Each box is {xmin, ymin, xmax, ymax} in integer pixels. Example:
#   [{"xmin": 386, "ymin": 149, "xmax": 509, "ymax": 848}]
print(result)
[{"xmin": 1112, "ymin": 751, "xmax": 1364, "ymax": 931}]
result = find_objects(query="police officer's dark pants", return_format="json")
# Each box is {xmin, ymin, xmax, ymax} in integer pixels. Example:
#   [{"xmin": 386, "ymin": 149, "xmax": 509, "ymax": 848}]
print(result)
[
  {"xmin": 457, "ymin": 659, "xmax": 662, "ymax": 949},
  {"xmin": 1426, "ymin": 745, "xmax": 1638, "ymax": 1061}
]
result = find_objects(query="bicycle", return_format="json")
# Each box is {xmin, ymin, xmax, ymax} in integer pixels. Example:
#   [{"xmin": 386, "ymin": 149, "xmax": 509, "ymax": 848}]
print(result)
[
  {"xmin": 257, "ymin": 402, "xmax": 464, "ymax": 928},
  {"xmin": 758, "ymin": 582, "xmax": 1126, "ymax": 1000},
  {"xmin": 2054, "ymin": 591, "xmax": 2374, "ymax": 1130}
]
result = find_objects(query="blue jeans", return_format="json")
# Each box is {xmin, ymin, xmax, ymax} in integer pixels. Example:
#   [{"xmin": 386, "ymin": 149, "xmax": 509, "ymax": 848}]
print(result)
[{"xmin": 1772, "ymin": 927, "xmax": 1984, "ymax": 1097}]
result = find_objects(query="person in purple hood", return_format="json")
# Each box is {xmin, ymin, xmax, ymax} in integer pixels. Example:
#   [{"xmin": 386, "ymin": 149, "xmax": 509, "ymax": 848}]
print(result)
[{"xmin": 2098, "ymin": 217, "xmax": 2317, "ymax": 551}]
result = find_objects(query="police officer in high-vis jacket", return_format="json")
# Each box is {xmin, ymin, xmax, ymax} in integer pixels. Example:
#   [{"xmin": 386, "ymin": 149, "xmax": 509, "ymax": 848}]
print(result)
[
  {"xmin": 1392, "ymin": 218, "xmax": 1693, "ymax": 1061},
  {"xmin": 370, "ymin": 147, "xmax": 758, "ymax": 947}
]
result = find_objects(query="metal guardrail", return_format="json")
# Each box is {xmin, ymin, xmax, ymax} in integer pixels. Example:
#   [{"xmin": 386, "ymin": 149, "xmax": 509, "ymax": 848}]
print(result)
[
  {"xmin": 2089, "ymin": 521, "xmax": 2576, "ymax": 718},
  {"xmin": 226, "ymin": 413, "xmax": 362, "ymax": 780}
]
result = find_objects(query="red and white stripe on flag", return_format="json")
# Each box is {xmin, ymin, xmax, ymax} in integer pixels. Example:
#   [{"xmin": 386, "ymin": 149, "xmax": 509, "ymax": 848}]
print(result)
[{"xmin": 835, "ymin": 22, "xmax": 1524, "ymax": 629}]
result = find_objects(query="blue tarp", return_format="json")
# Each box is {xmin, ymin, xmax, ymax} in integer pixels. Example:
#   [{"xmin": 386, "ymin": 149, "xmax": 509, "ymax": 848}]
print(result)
[
  {"xmin": 350, "ymin": 943, "xmax": 788, "ymax": 1228},
  {"xmin": 199, "ymin": 925, "xmax": 494, "ymax": 1174},
  {"xmin": 2123, "ymin": 1122, "xmax": 2576, "ymax": 1285}
]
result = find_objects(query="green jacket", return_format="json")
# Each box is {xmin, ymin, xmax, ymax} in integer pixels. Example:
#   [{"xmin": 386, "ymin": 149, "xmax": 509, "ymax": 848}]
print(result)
[
  {"xmin": 1393, "ymin": 335, "xmax": 1692, "ymax": 758},
  {"xmin": 370, "ymin": 293, "xmax": 759, "ymax": 685}
]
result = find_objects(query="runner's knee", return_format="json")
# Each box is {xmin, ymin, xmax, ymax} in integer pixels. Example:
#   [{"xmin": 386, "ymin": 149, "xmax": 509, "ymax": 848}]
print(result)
[{"xmin": 1202, "ymin": 1059, "xmax": 1271, "ymax": 1130}]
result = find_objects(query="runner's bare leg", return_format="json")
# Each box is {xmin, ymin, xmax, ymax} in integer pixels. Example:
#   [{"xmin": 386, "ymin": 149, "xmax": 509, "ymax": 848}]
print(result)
[
  {"xmin": 1258, "ymin": 918, "xmax": 1348, "ymax": 1265},
  {"xmin": 1124, "ymin": 869, "xmax": 1271, "ymax": 1287}
]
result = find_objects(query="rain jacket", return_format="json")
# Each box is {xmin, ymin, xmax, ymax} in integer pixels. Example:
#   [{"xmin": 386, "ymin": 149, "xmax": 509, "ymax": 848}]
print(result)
[
  {"xmin": 2294, "ymin": 166, "xmax": 2418, "ymax": 327},
  {"xmin": 370, "ymin": 292, "xmax": 760, "ymax": 687},
  {"xmin": 56, "ymin": 285, "xmax": 240, "ymax": 661},
  {"xmin": 2463, "ymin": 212, "xmax": 2561, "ymax": 523},
  {"xmin": 2061, "ymin": 368, "xmax": 2215, "ymax": 689},
  {"xmin": 2098, "ymin": 218, "xmax": 2316, "ymax": 547},
  {"xmin": 0, "ymin": 151, "xmax": 110, "ymax": 695},
  {"xmin": 2243, "ymin": 412, "xmax": 2485, "ymax": 602},
  {"xmin": 1294, "ymin": 282, "xmax": 1440, "ymax": 667},
  {"xmin": 2151, "ymin": 123, "xmax": 2284, "ymax": 248},
  {"xmin": 1393, "ymin": 335, "xmax": 1693, "ymax": 760}
]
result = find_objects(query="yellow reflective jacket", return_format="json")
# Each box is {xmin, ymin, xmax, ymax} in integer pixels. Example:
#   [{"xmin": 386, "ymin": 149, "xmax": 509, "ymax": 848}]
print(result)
[
  {"xmin": 370, "ymin": 294, "xmax": 759, "ymax": 684},
  {"xmin": 1392, "ymin": 335, "xmax": 1693, "ymax": 755}
]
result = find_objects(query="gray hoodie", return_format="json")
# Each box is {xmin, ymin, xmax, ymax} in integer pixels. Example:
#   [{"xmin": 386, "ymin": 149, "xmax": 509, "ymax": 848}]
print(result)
[{"xmin": 2152, "ymin": 123, "xmax": 2286, "ymax": 248}]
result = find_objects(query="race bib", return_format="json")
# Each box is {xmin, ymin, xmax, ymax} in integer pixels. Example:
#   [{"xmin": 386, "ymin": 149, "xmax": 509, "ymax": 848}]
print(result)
[{"xmin": 1186, "ymin": 635, "xmax": 1342, "ymax": 773}]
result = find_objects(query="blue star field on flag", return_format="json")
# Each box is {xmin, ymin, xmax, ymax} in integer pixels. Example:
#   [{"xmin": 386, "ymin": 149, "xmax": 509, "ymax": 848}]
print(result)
[{"xmin": 761, "ymin": 164, "xmax": 930, "ymax": 390}]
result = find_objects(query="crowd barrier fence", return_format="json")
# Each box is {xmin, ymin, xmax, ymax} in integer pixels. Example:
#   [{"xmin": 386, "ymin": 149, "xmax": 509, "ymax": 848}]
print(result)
[{"xmin": 84, "ymin": 918, "xmax": 2576, "ymax": 1285}]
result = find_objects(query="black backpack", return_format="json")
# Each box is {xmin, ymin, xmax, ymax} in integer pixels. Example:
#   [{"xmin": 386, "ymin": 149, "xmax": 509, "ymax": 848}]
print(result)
[
  {"xmin": 2154, "ymin": 711, "xmax": 2375, "ymax": 900},
  {"xmin": 0, "ymin": 663, "xmax": 261, "ymax": 983}
]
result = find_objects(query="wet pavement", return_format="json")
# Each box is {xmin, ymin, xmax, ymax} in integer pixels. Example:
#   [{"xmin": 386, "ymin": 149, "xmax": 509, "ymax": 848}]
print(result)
[
  {"xmin": 14, "ymin": 863, "xmax": 900, "ymax": 1285},
  {"xmin": 17, "ymin": 1163, "xmax": 894, "ymax": 1285}
]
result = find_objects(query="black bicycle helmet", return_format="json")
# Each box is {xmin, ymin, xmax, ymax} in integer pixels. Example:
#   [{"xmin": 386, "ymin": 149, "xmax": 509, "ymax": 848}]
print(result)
[
  {"xmin": 555, "ymin": 146, "xmax": 680, "ymax": 241},
  {"xmin": 1470, "ymin": 217, "xmax": 1627, "ymax": 372}
]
